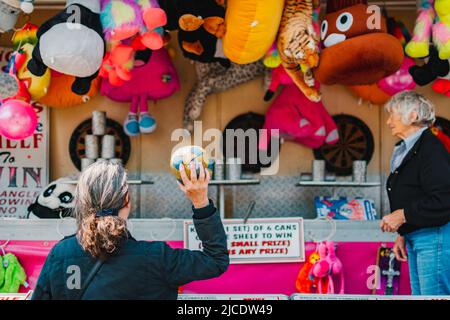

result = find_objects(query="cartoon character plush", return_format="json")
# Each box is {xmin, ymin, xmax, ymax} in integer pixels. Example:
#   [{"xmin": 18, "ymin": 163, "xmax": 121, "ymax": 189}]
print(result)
[
  {"xmin": 101, "ymin": 48, "xmax": 180, "ymax": 136},
  {"xmin": 27, "ymin": 0, "xmax": 105, "ymax": 96},
  {"xmin": 183, "ymin": 60, "xmax": 266, "ymax": 132},
  {"xmin": 0, "ymin": 253, "xmax": 28, "ymax": 293},
  {"xmin": 431, "ymin": 68, "xmax": 450, "ymax": 97},
  {"xmin": 315, "ymin": 0, "xmax": 404, "ymax": 86},
  {"xmin": 277, "ymin": 0, "xmax": 322, "ymax": 102},
  {"xmin": 223, "ymin": 0, "xmax": 284, "ymax": 64},
  {"xmin": 259, "ymin": 84, "xmax": 339, "ymax": 150},
  {"xmin": 158, "ymin": 0, "xmax": 228, "ymax": 65},
  {"xmin": 27, "ymin": 178, "xmax": 76, "ymax": 219},
  {"xmin": 405, "ymin": 0, "xmax": 450, "ymax": 61}
]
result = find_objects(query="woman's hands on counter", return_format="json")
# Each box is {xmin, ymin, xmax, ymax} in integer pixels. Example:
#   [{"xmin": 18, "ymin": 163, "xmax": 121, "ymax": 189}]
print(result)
[
  {"xmin": 380, "ymin": 209, "xmax": 406, "ymax": 233},
  {"xmin": 177, "ymin": 161, "xmax": 210, "ymax": 209}
]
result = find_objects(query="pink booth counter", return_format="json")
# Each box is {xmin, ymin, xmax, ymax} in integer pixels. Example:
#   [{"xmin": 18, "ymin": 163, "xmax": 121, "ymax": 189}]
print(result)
[{"xmin": 0, "ymin": 218, "xmax": 411, "ymax": 297}]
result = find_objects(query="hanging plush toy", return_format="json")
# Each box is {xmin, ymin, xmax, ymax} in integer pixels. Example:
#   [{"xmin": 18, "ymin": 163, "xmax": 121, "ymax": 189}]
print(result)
[
  {"xmin": 101, "ymin": 48, "xmax": 180, "ymax": 136},
  {"xmin": 263, "ymin": 64, "xmax": 294, "ymax": 101},
  {"xmin": 409, "ymin": 46, "xmax": 449, "ymax": 85},
  {"xmin": 27, "ymin": 0, "xmax": 105, "ymax": 96},
  {"xmin": 432, "ymin": 67, "xmax": 450, "ymax": 97},
  {"xmin": 38, "ymin": 71, "xmax": 101, "ymax": 108},
  {"xmin": 405, "ymin": 0, "xmax": 450, "ymax": 61},
  {"xmin": 295, "ymin": 252, "xmax": 321, "ymax": 293},
  {"xmin": 159, "ymin": 0, "xmax": 228, "ymax": 66},
  {"xmin": 183, "ymin": 60, "xmax": 266, "ymax": 132},
  {"xmin": 315, "ymin": 0, "xmax": 404, "ymax": 86},
  {"xmin": 0, "ymin": 253, "xmax": 28, "ymax": 293},
  {"xmin": 259, "ymin": 84, "xmax": 339, "ymax": 150},
  {"xmin": 99, "ymin": 0, "xmax": 167, "ymax": 86},
  {"xmin": 223, "ymin": 0, "xmax": 284, "ymax": 64},
  {"xmin": 310, "ymin": 241, "xmax": 344, "ymax": 294},
  {"xmin": 27, "ymin": 178, "xmax": 76, "ymax": 219},
  {"xmin": 277, "ymin": 0, "xmax": 321, "ymax": 102}
]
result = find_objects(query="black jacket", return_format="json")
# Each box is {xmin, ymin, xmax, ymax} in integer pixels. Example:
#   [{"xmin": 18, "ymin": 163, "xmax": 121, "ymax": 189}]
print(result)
[
  {"xmin": 31, "ymin": 200, "xmax": 229, "ymax": 300},
  {"xmin": 387, "ymin": 128, "xmax": 450, "ymax": 235}
]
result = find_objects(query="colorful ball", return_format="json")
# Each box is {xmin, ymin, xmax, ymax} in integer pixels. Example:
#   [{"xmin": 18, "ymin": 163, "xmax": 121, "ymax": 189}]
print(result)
[
  {"xmin": 0, "ymin": 99, "xmax": 37, "ymax": 140},
  {"xmin": 170, "ymin": 146, "xmax": 214, "ymax": 183}
]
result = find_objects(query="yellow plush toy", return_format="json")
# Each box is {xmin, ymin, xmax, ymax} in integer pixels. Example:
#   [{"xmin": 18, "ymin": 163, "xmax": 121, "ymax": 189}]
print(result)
[
  {"xmin": 223, "ymin": 0, "xmax": 284, "ymax": 64},
  {"xmin": 17, "ymin": 43, "xmax": 51, "ymax": 101}
]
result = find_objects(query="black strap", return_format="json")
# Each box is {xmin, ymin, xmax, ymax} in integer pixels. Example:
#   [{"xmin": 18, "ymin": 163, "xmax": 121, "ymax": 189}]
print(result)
[{"xmin": 75, "ymin": 259, "xmax": 105, "ymax": 300}]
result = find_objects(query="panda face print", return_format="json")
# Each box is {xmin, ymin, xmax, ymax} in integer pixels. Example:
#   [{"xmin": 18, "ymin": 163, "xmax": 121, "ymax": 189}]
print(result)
[
  {"xmin": 321, "ymin": 4, "xmax": 387, "ymax": 48},
  {"xmin": 37, "ymin": 179, "xmax": 76, "ymax": 210}
]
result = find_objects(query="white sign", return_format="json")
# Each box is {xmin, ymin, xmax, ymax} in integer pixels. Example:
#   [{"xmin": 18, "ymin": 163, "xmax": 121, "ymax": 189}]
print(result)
[
  {"xmin": 0, "ymin": 47, "xmax": 50, "ymax": 218},
  {"xmin": 184, "ymin": 218, "xmax": 304, "ymax": 264},
  {"xmin": 179, "ymin": 294, "xmax": 289, "ymax": 300}
]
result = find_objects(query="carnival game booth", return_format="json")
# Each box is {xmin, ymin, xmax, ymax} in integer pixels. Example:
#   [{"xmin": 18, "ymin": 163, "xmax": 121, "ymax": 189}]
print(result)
[{"xmin": 1, "ymin": 0, "xmax": 450, "ymax": 299}]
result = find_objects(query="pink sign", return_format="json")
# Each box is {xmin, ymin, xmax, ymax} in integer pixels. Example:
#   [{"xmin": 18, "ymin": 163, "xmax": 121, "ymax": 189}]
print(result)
[{"xmin": 2, "ymin": 240, "xmax": 411, "ymax": 296}]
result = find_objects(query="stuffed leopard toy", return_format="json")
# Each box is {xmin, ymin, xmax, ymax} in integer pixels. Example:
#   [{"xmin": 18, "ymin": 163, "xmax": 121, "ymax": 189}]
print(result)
[{"xmin": 183, "ymin": 60, "xmax": 266, "ymax": 131}]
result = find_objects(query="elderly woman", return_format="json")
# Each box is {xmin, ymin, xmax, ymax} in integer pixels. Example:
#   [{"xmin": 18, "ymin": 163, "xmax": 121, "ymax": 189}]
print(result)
[{"xmin": 381, "ymin": 91, "xmax": 450, "ymax": 295}]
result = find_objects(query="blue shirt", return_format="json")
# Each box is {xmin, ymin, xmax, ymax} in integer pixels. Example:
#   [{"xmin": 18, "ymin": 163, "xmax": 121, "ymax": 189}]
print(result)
[{"xmin": 390, "ymin": 127, "xmax": 428, "ymax": 173}]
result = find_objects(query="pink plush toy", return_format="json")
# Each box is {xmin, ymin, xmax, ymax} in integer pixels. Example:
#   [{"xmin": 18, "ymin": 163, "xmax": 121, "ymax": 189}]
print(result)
[
  {"xmin": 310, "ymin": 241, "xmax": 345, "ymax": 294},
  {"xmin": 264, "ymin": 65, "xmax": 294, "ymax": 101},
  {"xmin": 378, "ymin": 57, "xmax": 416, "ymax": 96},
  {"xmin": 259, "ymin": 85, "xmax": 339, "ymax": 150},
  {"xmin": 101, "ymin": 48, "xmax": 180, "ymax": 136}
]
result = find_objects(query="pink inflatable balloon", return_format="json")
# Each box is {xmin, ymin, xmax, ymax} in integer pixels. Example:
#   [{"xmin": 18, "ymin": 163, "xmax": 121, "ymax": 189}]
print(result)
[
  {"xmin": 378, "ymin": 57, "xmax": 416, "ymax": 96},
  {"xmin": 0, "ymin": 99, "xmax": 38, "ymax": 140}
]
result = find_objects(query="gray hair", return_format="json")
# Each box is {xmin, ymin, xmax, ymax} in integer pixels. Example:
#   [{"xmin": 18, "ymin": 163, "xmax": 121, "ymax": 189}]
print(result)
[
  {"xmin": 75, "ymin": 160, "xmax": 129, "ymax": 258},
  {"xmin": 385, "ymin": 91, "xmax": 436, "ymax": 127}
]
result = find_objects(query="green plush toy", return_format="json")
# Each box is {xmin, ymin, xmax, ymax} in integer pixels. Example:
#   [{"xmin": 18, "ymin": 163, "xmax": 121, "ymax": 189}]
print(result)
[{"xmin": 0, "ymin": 254, "xmax": 28, "ymax": 293}]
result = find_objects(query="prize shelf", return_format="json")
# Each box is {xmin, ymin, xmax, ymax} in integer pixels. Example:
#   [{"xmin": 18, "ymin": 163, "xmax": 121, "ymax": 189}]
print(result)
[
  {"xmin": 296, "ymin": 181, "xmax": 381, "ymax": 187},
  {"xmin": 210, "ymin": 179, "xmax": 261, "ymax": 219}
]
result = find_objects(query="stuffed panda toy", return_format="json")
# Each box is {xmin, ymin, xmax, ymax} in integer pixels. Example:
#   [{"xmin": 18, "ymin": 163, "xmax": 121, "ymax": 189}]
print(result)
[
  {"xmin": 27, "ymin": 0, "xmax": 105, "ymax": 95},
  {"xmin": 27, "ymin": 178, "xmax": 76, "ymax": 219}
]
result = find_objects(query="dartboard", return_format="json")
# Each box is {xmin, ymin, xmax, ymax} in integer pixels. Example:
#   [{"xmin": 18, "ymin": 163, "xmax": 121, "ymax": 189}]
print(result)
[
  {"xmin": 69, "ymin": 118, "xmax": 131, "ymax": 171},
  {"xmin": 313, "ymin": 114, "xmax": 374, "ymax": 176},
  {"xmin": 434, "ymin": 116, "xmax": 450, "ymax": 137},
  {"xmin": 222, "ymin": 112, "xmax": 281, "ymax": 173}
]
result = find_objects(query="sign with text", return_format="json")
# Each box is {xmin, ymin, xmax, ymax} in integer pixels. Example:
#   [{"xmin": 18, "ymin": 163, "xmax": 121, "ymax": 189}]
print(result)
[
  {"xmin": 184, "ymin": 218, "xmax": 304, "ymax": 264},
  {"xmin": 0, "ymin": 101, "xmax": 49, "ymax": 218}
]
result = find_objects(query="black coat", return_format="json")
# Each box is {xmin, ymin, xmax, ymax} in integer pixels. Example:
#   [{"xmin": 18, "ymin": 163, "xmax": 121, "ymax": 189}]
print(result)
[
  {"xmin": 387, "ymin": 128, "xmax": 450, "ymax": 235},
  {"xmin": 31, "ymin": 202, "xmax": 229, "ymax": 300}
]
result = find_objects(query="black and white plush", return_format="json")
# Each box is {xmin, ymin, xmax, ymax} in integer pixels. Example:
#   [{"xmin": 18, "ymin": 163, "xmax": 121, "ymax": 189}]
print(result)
[
  {"xmin": 27, "ymin": 0, "xmax": 105, "ymax": 95},
  {"xmin": 27, "ymin": 178, "xmax": 76, "ymax": 219}
]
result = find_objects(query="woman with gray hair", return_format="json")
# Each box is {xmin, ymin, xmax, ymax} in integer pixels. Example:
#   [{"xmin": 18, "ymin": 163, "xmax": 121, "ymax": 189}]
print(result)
[
  {"xmin": 381, "ymin": 91, "xmax": 450, "ymax": 295},
  {"xmin": 32, "ymin": 160, "xmax": 229, "ymax": 299}
]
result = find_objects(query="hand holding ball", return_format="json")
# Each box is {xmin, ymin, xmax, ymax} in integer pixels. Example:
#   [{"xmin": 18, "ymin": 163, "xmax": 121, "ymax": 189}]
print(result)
[
  {"xmin": 171, "ymin": 146, "xmax": 214, "ymax": 209},
  {"xmin": 170, "ymin": 146, "xmax": 214, "ymax": 183}
]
